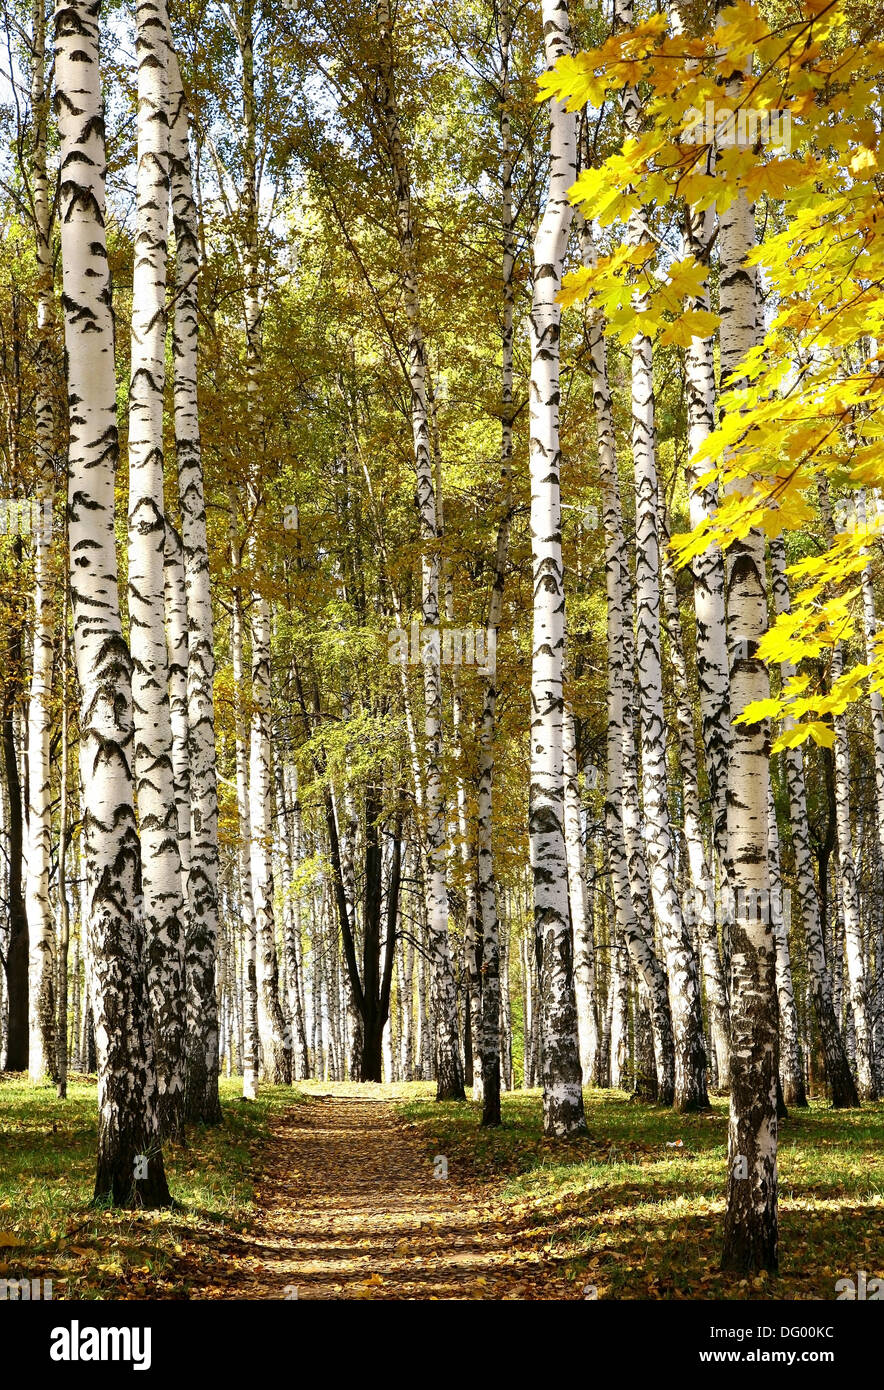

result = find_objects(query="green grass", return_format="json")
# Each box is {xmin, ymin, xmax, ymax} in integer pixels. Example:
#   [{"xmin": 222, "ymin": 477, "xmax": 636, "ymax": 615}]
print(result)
[
  {"xmin": 0, "ymin": 1073, "xmax": 295, "ymax": 1299},
  {"xmin": 3, "ymin": 1075, "xmax": 881, "ymax": 1300},
  {"xmin": 398, "ymin": 1088, "xmax": 884, "ymax": 1299}
]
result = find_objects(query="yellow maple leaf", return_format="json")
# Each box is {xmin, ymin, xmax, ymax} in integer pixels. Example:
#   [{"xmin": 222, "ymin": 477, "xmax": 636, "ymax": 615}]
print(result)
[{"xmin": 660, "ymin": 309, "xmax": 720, "ymax": 346}]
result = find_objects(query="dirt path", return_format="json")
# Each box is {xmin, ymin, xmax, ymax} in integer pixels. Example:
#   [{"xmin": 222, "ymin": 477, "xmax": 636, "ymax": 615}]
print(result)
[{"xmin": 198, "ymin": 1089, "xmax": 569, "ymax": 1300}]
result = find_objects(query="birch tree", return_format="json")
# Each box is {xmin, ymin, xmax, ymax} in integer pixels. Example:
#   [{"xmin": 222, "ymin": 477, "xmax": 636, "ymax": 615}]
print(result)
[
  {"xmin": 668, "ymin": 0, "xmax": 731, "ymax": 880},
  {"xmin": 616, "ymin": 0, "xmax": 708, "ymax": 1113},
  {"xmin": 25, "ymin": 0, "xmax": 56, "ymax": 1082},
  {"xmin": 766, "ymin": 781, "xmax": 806, "ymax": 1107},
  {"xmin": 249, "ymin": 582, "xmax": 292, "ymax": 1085},
  {"xmin": 816, "ymin": 478, "xmax": 876, "ymax": 1100},
  {"xmin": 718, "ymin": 35, "xmax": 777, "ymax": 1271},
  {"xmin": 169, "ymin": 49, "xmax": 222, "ymax": 1126},
  {"xmin": 375, "ymin": 0, "xmax": 463, "ymax": 1100},
  {"xmin": 231, "ymin": 525, "xmax": 259, "ymax": 1100},
  {"xmin": 128, "ymin": 0, "xmax": 188, "ymax": 1140},
  {"xmin": 768, "ymin": 535, "xmax": 857, "ymax": 1106},
  {"xmin": 583, "ymin": 218, "xmax": 674, "ymax": 1104},
  {"xmin": 55, "ymin": 0, "xmax": 169, "ymax": 1203},
  {"xmin": 475, "ymin": 0, "xmax": 515, "ymax": 1126},
  {"xmin": 660, "ymin": 502, "xmax": 730, "ymax": 1090},
  {"xmin": 528, "ymin": 0, "xmax": 586, "ymax": 1138}
]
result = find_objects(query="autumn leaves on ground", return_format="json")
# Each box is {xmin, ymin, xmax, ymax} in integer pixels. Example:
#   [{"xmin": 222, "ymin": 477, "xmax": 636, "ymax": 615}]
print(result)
[{"xmin": 1, "ymin": 1075, "xmax": 881, "ymax": 1301}]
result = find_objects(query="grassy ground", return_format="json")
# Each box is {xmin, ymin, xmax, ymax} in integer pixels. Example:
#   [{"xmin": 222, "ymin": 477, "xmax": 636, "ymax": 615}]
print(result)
[
  {"xmin": 399, "ymin": 1088, "xmax": 884, "ymax": 1300},
  {"xmin": 2, "ymin": 1075, "xmax": 881, "ymax": 1300},
  {"xmin": 0, "ymin": 1073, "xmax": 295, "ymax": 1299}
]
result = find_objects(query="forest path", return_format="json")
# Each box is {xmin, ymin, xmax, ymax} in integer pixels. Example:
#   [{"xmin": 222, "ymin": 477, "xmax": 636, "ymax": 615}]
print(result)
[{"xmin": 202, "ymin": 1085, "xmax": 569, "ymax": 1300}]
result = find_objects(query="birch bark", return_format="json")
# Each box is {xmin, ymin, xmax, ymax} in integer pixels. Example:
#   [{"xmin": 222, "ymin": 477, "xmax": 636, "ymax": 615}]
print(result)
[
  {"xmin": 718, "ymin": 40, "xmax": 778, "ymax": 1267},
  {"xmin": 768, "ymin": 535, "xmax": 857, "ymax": 1105},
  {"xmin": 128, "ymin": 0, "xmax": 188, "ymax": 1138},
  {"xmin": 528, "ymin": 0, "xmax": 586, "ymax": 1137},
  {"xmin": 169, "ymin": 49, "xmax": 222, "ymax": 1124},
  {"xmin": 25, "ymin": 0, "xmax": 56, "ymax": 1082},
  {"xmin": 579, "ymin": 217, "xmax": 674, "ymax": 1103},
  {"xmin": 56, "ymin": 0, "xmax": 169, "ymax": 1203}
]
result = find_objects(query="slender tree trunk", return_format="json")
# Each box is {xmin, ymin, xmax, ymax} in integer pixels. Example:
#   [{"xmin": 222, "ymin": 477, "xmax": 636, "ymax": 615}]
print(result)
[
  {"xmin": 2, "ymin": 612, "xmax": 29, "ymax": 1072},
  {"xmin": 718, "ymin": 72, "xmax": 777, "ymax": 1268},
  {"xmin": 338, "ymin": 767, "xmax": 365, "ymax": 1081},
  {"xmin": 375, "ymin": 0, "xmax": 463, "ymax": 1100},
  {"xmin": 581, "ymin": 218, "xmax": 674, "ymax": 1103},
  {"xmin": 56, "ymin": 0, "xmax": 169, "ymax": 1203},
  {"xmin": 765, "ymin": 782, "xmax": 807, "ymax": 1106},
  {"xmin": 164, "ymin": 523, "xmax": 191, "ymax": 895},
  {"xmin": 56, "ymin": 572, "xmax": 71, "ymax": 1099},
  {"xmin": 563, "ymin": 702, "xmax": 598, "ymax": 1083},
  {"xmin": 609, "ymin": 928, "xmax": 629, "ymax": 1090},
  {"xmin": 277, "ymin": 764, "xmax": 310, "ymax": 1079},
  {"xmin": 248, "ymin": 588, "xmax": 291, "ymax": 1084},
  {"xmin": 25, "ymin": 0, "xmax": 56, "ymax": 1083},
  {"xmin": 768, "ymin": 535, "xmax": 857, "ymax": 1104},
  {"xmin": 128, "ymin": 0, "xmax": 188, "ymax": 1140},
  {"xmin": 169, "ymin": 50, "xmax": 221, "ymax": 1125},
  {"xmin": 470, "ymin": 0, "xmax": 517, "ymax": 1128},
  {"xmin": 668, "ymin": 0, "xmax": 731, "ymax": 879},
  {"xmin": 854, "ymin": 489, "xmax": 884, "ymax": 1093},
  {"xmin": 500, "ymin": 913, "xmax": 513, "ymax": 1091},
  {"xmin": 660, "ymin": 503, "xmax": 731, "ymax": 1090},
  {"xmin": 817, "ymin": 479, "xmax": 876, "ymax": 1099},
  {"xmin": 614, "ymin": 0, "xmax": 709, "ymax": 1114},
  {"xmin": 528, "ymin": 0, "xmax": 586, "ymax": 1138},
  {"xmin": 231, "ymin": 546, "xmax": 260, "ymax": 1100}
]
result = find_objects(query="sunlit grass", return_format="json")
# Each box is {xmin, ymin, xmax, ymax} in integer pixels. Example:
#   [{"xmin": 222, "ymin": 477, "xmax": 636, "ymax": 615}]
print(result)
[
  {"xmin": 399, "ymin": 1087, "xmax": 884, "ymax": 1299},
  {"xmin": 0, "ymin": 1073, "xmax": 295, "ymax": 1298}
]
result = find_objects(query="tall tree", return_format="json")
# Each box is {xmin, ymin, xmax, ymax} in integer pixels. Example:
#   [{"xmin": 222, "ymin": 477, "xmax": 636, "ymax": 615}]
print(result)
[
  {"xmin": 718, "ymin": 30, "xmax": 777, "ymax": 1272},
  {"xmin": 768, "ymin": 535, "xmax": 857, "ymax": 1107},
  {"xmin": 55, "ymin": 0, "xmax": 169, "ymax": 1204},
  {"xmin": 374, "ymin": 0, "xmax": 463, "ymax": 1100},
  {"xmin": 169, "ymin": 49, "xmax": 222, "ymax": 1125},
  {"xmin": 128, "ymin": 0, "xmax": 188, "ymax": 1140},
  {"xmin": 616, "ymin": 0, "xmax": 708, "ymax": 1113},
  {"xmin": 528, "ymin": 0, "xmax": 586, "ymax": 1139},
  {"xmin": 24, "ymin": 0, "xmax": 57, "ymax": 1083}
]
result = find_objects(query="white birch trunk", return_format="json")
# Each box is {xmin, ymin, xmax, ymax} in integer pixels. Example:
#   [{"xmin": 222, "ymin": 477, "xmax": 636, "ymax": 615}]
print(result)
[
  {"xmin": 769, "ymin": 535, "xmax": 857, "ymax": 1104},
  {"xmin": 563, "ymin": 703, "xmax": 598, "ymax": 1082},
  {"xmin": 127, "ymin": 0, "xmax": 188, "ymax": 1138},
  {"xmin": 854, "ymin": 489, "xmax": 884, "ymax": 1093},
  {"xmin": 766, "ymin": 782, "xmax": 806, "ymax": 1106},
  {"xmin": 622, "ymin": 156, "xmax": 709, "ymax": 1112},
  {"xmin": 248, "ymin": 587, "xmax": 291, "ymax": 1084},
  {"xmin": 817, "ymin": 479, "xmax": 876, "ymax": 1099},
  {"xmin": 528, "ymin": 0, "xmax": 586, "ymax": 1137},
  {"xmin": 164, "ymin": 522, "xmax": 191, "ymax": 893},
  {"xmin": 659, "ymin": 503, "xmax": 731, "ymax": 1090},
  {"xmin": 231, "ymin": 553, "xmax": 259, "ymax": 1101},
  {"xmin": 668, "ymin": 0, "xmax": 731, "ymax": 876},
  {"xmin": 25, "ymin": 0, "xmax": 56, "ymax": 1082},
  {"xmin": 581, "ymin": 215, "xmax": 676, "ymax": 1102},
  {"xmin": 718, "ymin": 55, "xmax": 777, "ymax": 1266},
  {"xmin": 169, "ymin": 49, "xmax": 221, "ymax": 1124},
  {"xmin": 56, "ymin": 0, "xmax": 168, "ymax": 1202}
]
